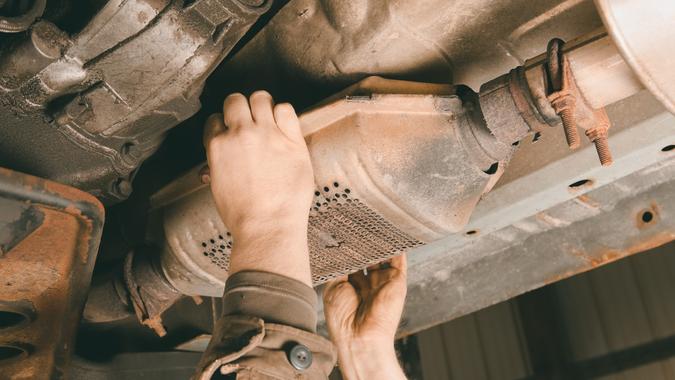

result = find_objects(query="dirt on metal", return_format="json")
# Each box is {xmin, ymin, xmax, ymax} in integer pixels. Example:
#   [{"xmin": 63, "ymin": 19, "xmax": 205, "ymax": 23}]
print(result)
[
  {"xmin": 545, "ymin": 231, "xmax": 675, "ymax": 285},
  {"xmin": 0, "ymin": 168, "xmax": 104, "ymax": 380}
]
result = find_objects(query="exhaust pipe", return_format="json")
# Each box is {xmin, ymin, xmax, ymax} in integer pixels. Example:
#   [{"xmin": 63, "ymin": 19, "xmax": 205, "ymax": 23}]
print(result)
[{"xmin": 87, "ymin": 28, "xmax": 671, "ymax": 331}]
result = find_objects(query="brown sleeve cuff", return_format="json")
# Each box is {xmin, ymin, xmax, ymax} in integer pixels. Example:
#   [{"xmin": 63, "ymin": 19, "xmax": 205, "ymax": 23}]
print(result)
[
  {"xmin": 222, "ymin": 271, "xmax": 318, "ymax": 333},
  {"xmin": 194, "ymin": 315, "xmax": 337, "ymax": 380}
]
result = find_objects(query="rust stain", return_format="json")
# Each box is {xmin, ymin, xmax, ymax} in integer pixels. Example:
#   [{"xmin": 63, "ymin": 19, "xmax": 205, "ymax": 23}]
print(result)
[
  {"xmin": 0, "ymin": 208, "xmax": 84, "ymax": 378},
  {"xmin": 575, "ymin": 194, "xmax": 601, "ymax": 210},
  {"xmin": 636, "ymin": 202, "xmax": 660, "ymax": 230},
  {"xmin": 43, "ymin": 179, "xmax": 104, "ymax": 216},
  {"xmin": 0, "ymin": 209, "xmax": 79, "ymax": 300},
  {"xmin": 0, "ymin": 168, "xmax": 104, "ymax": 378},
  {"xmin": 2, "ymin": 167, "xmax": 104, "ymax": 264},
  {"xmin": 546, "ymin": 231, "xmax": 675, "ymax": 286},
  {"xmin": 0, "ymin": 167, "xmax": 104, "ymax": 217}
]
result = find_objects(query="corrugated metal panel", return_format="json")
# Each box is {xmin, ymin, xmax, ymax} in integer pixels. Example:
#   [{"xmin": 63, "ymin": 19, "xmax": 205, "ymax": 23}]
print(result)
[
  {"xmin": 417, "ymin": 241, "xmax": 675, "ymax": 379},
  {"xmin": 418, "ymin": 301, "xmax": 530, "ymax": 380}
]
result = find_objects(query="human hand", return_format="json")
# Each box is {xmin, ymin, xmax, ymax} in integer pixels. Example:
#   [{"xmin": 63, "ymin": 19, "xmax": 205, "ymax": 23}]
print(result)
[
  {"xmin": 203, "ymin": 91, "xmax": 314, "ymax": 285},
  {"xmin": 323, "ymin": 255, "xmax": 408, "ymax": 380}
]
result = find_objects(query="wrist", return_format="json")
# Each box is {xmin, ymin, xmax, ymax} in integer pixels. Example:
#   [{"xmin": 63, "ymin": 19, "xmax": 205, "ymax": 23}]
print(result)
[
  {"xmin": 232, "ymin": 219, "xmax": 307, "ymax": 248},
  {"xmin": 228, "ymin": 218, "xmax": 313, "ymax": 286},
  {"xmin": 337, "ymin": 338, "xmax": 405, "ymax": 380}
]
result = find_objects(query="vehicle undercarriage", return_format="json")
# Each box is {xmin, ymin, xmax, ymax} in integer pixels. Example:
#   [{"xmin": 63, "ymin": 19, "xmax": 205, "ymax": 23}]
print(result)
[{"xmin": 0, "ymin": 0, "xmax": 673, "ymax": 378}]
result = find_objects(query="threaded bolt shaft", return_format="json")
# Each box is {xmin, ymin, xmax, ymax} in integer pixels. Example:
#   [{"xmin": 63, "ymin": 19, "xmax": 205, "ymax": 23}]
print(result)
[
  {"xmin": 594, "ymin": 137, "xmax": 613, "ymax": 166},
  {"xmin": 559, "ymin": 108, "xmax": 580, "ymax": 149}
]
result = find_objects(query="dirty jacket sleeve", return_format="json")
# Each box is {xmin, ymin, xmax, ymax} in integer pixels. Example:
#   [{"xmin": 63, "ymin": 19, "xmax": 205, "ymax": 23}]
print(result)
[{"xmin": 194, "ymin": 271, "xmax": 337, "ymax": 379}]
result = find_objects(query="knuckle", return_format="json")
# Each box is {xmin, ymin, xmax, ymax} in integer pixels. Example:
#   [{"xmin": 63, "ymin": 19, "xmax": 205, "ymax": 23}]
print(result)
[
  {"xmin": 235, "ymin": 126, "xmax": 260, "ymax": 141},
  {"xmin": 223, "ymin": 93, "xmax": 247, "ymax": 111},
  {"xmin": 250, "ymin": 90, "xmax": 272, "ymax": 100},
  {"xmin": 206, "ymin": 134, "xmax": 227, "ymax": 149},
  {"xmin": 275, "ymin": 102, "xmax": 295, "ymax": 113},
  {"xmin": 325, "ymin": 282, "xmax": 349, "ymax": 300},
  {"xmin": 225, "ymin": 92, "xmax": 245, "ymax": 101}
]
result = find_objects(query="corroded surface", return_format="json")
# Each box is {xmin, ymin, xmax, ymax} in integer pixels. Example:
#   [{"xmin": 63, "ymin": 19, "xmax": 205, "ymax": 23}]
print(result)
[{"xmin": 0, "ymin": 168, "xmax": 104, "ymax": 380}]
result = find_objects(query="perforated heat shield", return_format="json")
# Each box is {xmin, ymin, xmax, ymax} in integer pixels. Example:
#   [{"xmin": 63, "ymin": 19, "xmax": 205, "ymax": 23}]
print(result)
[{"xmin": 154, "ymin": 78, "xmax": 511, "ymax": 296}]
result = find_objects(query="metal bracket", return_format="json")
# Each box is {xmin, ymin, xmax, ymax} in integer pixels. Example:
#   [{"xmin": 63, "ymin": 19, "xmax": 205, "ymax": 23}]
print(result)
[
  {"xmin": 545, "ymin": 38, "xmax": 613, "ymax": 166},
  {"xmin": 0, "ymin": 168, "xmax": 104, "ymax": 379}
]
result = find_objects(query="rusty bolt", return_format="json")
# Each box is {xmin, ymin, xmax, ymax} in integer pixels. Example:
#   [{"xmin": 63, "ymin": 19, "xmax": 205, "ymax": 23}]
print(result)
[
  {"xmin": 561, "ymin": 110, "xmax": 581, "ymax": 149},
  {"xmin": 594, "ymin": 137, "xmax": 613, "ymax": 166},
  {"xmin": 546, "ymin": 39, "xmax": 581, "ymax": 150},
  {"xmin": 549, "ymin": 93, "xmax": 581, "ymax": 149},
  {"xmin": 586, "ymin": 127, "xmax": 613, "ymax": 166}
]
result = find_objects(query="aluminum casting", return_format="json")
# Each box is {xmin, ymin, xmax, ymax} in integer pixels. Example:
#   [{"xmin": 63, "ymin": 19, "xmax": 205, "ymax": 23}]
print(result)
[{"xmin": 0, "ymin": 0, "xmax": 271, "ymax": 203}]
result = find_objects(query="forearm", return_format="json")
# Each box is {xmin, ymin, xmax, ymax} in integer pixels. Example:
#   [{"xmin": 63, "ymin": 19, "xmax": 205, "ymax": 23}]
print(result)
[{"xmin": 337, "ymin": 339, "xmax": 407, "ymax": 380}]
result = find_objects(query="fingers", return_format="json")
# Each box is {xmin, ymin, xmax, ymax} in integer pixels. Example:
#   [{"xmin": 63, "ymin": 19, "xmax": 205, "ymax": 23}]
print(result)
[
  {"xmin": 323, "ymin": 276, "xmax": 350, "ymax": 301},
  {"xmin": 203, "ymin": 113, "xmax": 226, "ymax": 148},
  {"xmin": 223, "ymin": 93, "xmax": 252, "ymax": 129},
  {"xmin": 365, "ymin": 254, "xmax": 407, "ymax": 288},
  {"xmin": 377, "ymin": 254, "xmax": 408, "ymax": 302},
  {"xmin": 249, "ymin": 90, "xmax": 276, "ymax": 125},
  {"xmin": 349, "ymin": 270, "xmax": 371, "ymax": 293},
  {"xmin": 323, "ymin": 277, "xmax": 359, "ymax": 317},
  {"xmin": 221, "ymin": 92, "xmax": 302, "ymax": 143},
  {"xmin": 390, "ymin": 254, "xmax": 407, "ymax": 277},
  {"xmin": 323, "ymin": 277, "xmax": 359, "ymax": 343},
  {"xmin": 273, "ymin": 102, "xmax": 303, "ymax": 141}
]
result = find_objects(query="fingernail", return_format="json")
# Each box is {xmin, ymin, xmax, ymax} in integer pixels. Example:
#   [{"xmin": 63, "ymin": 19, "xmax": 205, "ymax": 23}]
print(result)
[{"xmin": 199, "ymin": 165, "xmax": 211, "ymax": 184}]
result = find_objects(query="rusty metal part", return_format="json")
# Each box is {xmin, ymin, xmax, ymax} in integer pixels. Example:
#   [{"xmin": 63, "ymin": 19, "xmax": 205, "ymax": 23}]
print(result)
[
  {"xmin": 82, "ymin": 271, "xmax": 133, "ymax": 324},
  {"xmin": 150, "ymin": 77, "xmax": 517, "ymax": 296},
  {"xmin": 479, "ymin": 33, "xmax": 645, "ymax": 162},
  {"xmin": 537, "ymin": 37, "xmax": 614, "ymax": 166},
  {"xmin": 478, "ymin": 69, "xmax": 537, "ymax": 149},
  {"xmin": 0, "ymin": 167, "xmax": 104, "ymax": 379},
  {"xmin": 123, "ymin": 250, "xmax": 182, "ymax": 337},
  {"xmin": 83, "ymin": 248, "xmax": 182, "ymax": 337},
  {"xmin": 312, "ymin": 97, "xmax": 675, "ymax": 337},
  {"xmin": 585, "ymin": 109, "xmax": 613, "ymax": 166},
  {"xmin": 546, "ymin": 38, "xmax": 581, "ymax": 149},
  {"xmin": 393, "ymin": 162, "xmax": 675, "ymax": 337}
]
